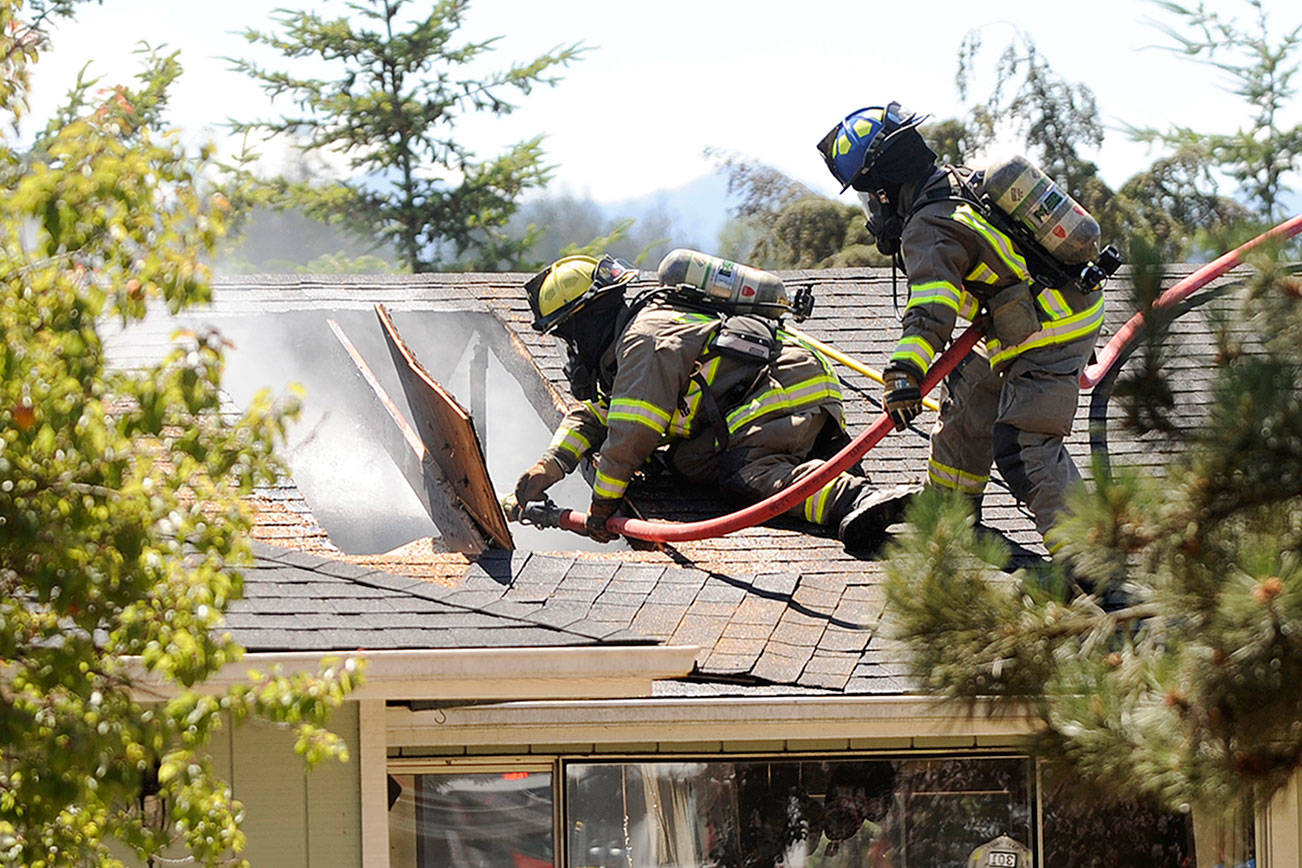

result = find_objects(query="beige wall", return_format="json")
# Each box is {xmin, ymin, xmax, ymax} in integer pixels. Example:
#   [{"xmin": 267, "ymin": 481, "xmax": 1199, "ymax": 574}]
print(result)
[
  {"xmin": 111, "ymin": 703, "xmax": 363, "ymax": 867},
  {"xmin": 230, "ymin": 702, "xmax": 363, "ymax": 868}
]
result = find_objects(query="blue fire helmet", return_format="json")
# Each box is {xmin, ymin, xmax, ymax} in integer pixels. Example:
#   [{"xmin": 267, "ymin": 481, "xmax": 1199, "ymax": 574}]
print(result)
[{"xmin": 817, "ymin": 102, "xmax": 928, "ymax": 192}]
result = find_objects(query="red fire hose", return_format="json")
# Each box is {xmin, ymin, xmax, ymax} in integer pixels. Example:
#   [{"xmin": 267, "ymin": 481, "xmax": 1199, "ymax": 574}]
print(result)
[
  {"xmin": 1080, "ymin": 214, "xmax": 1302, "ymax": 388},
  {"xmin": 526, "ymin": 324, "xmax": 983, "ymax": 542},
  {"xmin": 528, "ymin": 215, "xmax": 1301, "ymax": 544}
]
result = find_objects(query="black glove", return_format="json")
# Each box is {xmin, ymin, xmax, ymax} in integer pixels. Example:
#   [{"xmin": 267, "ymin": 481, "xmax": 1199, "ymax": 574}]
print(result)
[
  {"xmin": 882, "ymin": 366, "xmax": 923, "ymax": 431},
  {"xmin": 585, "ymin": 496, "xmax": 621, "ymax": 543},
  {"xmin": 514, "ymin": 457, "xmax": 564, "ymax": 505}
]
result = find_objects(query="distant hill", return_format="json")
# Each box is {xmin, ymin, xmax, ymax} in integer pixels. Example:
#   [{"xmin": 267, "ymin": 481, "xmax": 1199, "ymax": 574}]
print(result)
[{"xmin": 599, "ymin": 173, "xmax": 738, "ymax": 254}]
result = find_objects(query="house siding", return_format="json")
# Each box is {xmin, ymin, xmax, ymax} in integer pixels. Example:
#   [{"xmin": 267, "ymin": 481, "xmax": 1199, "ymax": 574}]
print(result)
[{"xmin": 235, "ymin": 703, "xmax": 361, "ymax": 868}]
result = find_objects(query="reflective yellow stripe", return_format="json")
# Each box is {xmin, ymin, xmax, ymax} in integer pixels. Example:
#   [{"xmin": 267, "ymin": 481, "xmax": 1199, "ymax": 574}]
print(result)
[
  {"xmin": 669, "ymin": 357, "xmax": 721, "ymax": 437},
  {"xmin": 950, "ymin": 204, "xmax": 1030, "ymax": 281},
  {"xmin": 725, "ymin": 373, "xmax": 841, "ymax": 433},
  {"xmin": 891, "ymin": 335, "xmax": 936, "ymax": 374},
  {"xmin": 1037, "ymin": 288, "xmax": 1071, "ymax": 320},
  {"xmin": 966, "ymin": 262, "xmax": 999, "ymax": 284},
  {"xmin": 957, "ymin": 291, "xmax": 981, "ymax": 321},
  {"xmin": 548, "ymin": 426, "xmax": 591, "ymax": 460},
  {"xmin": 988, "ymin": 294, "xmax": 1105, "ymax": 367},
  {"xmin": 583, "ymin": 400, "xmax": 609, "ymax": 424},
  {"xmin": 593, "ymin": 469, "xmax": 627, "ymax": 499},
  {"xmin": 907, "ymin": 280, "xmax": 963, "ymax": 313},
  {"xmin": 802, "ymin": 477, "xmax": 841, "ymax": 524},
  {"xmin": 928, "ymin": 457, "xmax": 989, "ymax": 494},
  {"xmin": 608, "ymin": 397, "xmax": 672, "ymax": 433}
]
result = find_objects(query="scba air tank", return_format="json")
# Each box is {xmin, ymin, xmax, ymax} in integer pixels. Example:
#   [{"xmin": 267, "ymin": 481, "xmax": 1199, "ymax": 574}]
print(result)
[
  {"xmin": 656, "ymin": 249, "xmax": 792, "ymax": 318},
  {"xmin": 981, "ymin": 155, "xmax": 1100, "ymax": 265}
]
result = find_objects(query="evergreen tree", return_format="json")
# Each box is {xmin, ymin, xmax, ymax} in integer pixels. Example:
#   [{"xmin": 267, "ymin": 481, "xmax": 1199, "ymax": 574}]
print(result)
[
  {"xmin": 1134, "ymin": 0, "xmax": 1302, "ymax": 221},
  {"xmin": 0, "ymin": 3, "xmax": 356, "ymax": 863},
  {"xmin": 228, "ymin": 0, "xmax": 584, "ymax": 272},
  {"xmin": 883, "ymin": 246, "xmax": 1302, "ymax": 812}
]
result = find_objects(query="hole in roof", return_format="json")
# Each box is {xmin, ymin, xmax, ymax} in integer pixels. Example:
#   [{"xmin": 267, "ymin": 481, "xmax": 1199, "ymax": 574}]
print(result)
[{"xmin": 186, "ymin": 308, "xmax": 618, "ymax": 555}]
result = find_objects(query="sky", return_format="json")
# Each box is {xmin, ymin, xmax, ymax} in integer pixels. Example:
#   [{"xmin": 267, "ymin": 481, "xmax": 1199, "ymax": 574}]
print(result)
[{"xmin": 25, "ymin": 0, "xmax": 1298, "ymax": 206}]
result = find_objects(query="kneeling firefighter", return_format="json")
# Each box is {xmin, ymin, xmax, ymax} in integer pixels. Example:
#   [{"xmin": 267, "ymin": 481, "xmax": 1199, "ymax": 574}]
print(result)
[
  {"xmin": 512, "ymin": 253, "xmax": 916, "ymax": 551},
  {"xmin": 817, "ymin": 102, "xmax": 1109, "ymax": 550}
]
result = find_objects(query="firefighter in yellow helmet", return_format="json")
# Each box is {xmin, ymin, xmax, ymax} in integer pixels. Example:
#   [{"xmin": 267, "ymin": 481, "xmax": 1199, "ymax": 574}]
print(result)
[
  {"xmin": 817, "ymin": 103, "xmax": 1105, "ymax": 551},
  {"xmin": 512, "ymin": 253, "xmax": 918, "ymax": 550}
]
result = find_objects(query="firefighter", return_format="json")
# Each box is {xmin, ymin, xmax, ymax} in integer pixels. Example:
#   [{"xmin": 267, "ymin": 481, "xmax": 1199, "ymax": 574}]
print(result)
[
  {"xmin": 816, "ymin": 103, "xmax": 1104, "ymax": 550},
  {"xmin": 512, "ymin": 253, "xmax": 917, "ymax": 551}
]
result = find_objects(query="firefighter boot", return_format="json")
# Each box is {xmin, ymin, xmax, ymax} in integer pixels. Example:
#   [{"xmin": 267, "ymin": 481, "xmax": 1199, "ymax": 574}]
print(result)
[{"xmin": 837, "ymin": 483, "xmax": 924, "ymax": 553}]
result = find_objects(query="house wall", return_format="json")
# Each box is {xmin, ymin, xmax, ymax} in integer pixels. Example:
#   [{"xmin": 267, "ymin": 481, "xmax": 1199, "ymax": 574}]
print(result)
[{"xmin": 228, "ymin": 701, "xmax": 363, "ymax": 868}]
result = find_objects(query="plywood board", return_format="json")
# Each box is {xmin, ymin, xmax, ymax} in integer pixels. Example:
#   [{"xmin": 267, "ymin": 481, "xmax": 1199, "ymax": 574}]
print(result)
[
  {"xmin": 328, "ymin": 319, "xmax": 488, "ymax": 554},
  {"xmin": 375, "ymin": 304, "xmax": 514, "ymax": 550}
]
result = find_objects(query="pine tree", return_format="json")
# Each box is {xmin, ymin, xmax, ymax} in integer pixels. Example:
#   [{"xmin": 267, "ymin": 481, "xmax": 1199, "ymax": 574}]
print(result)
[
  {"xmin": 228, "ymin": 0, "xmax": 585, "ymax": 272},
  {"xmin": 883, "ymin": 243, "xmax": 1302, "ymax": 813},
  {"xmin": 0, "ymin": 2, "xmax": 356, "ymax": 863}
]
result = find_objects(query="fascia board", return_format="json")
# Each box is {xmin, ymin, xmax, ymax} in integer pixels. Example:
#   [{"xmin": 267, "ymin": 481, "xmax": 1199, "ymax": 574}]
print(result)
[
  {"xmin": 123, "ymin": 645, "xmax": 699, "ymax": 702},
  {"xmin": 386, "ymin": 694, "xmax": 1041, "ymax": 748}
]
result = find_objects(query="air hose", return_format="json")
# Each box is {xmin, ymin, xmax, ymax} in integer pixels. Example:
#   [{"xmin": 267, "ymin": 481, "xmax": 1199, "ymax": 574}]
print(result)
[
  {"xmin": 525, "ymin": 215, "xmax": 1301, "ymax": 544},
  {"xmin": 523, "ymin": 323, "xmax": 983, "ymax": 542}
]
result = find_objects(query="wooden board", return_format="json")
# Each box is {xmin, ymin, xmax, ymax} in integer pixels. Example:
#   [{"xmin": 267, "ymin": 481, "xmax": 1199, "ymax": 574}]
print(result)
[
  {"xmin": 328, "ymin": 319, "xmax": 489, "ymax": 554},
  {"xmin": 375, "ymin": 304, "xmax": 514, "ymax": 551}
]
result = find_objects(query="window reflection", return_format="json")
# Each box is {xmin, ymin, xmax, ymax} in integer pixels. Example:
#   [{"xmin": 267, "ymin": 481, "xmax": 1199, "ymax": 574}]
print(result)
[
  {"xmin": 565, "ymin": 757, "xmax": 1034, "ymax": 868},
  {"xmin": 389, "ymin": 771, "xmax": 554, "ymax": 868}
]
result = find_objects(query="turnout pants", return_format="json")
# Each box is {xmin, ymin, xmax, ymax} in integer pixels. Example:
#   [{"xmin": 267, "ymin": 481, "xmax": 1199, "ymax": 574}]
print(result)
[
  {"xmin": 927, "ymin": 333, "xmax": 1096, "ymax": 544},
  {"xmin": 666, "ymin": 408, "xmax": 864, "ymax": 527}
]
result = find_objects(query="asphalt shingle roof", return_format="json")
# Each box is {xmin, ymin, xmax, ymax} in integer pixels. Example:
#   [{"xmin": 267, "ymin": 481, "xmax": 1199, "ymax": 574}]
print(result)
[{"xmin": 110, "ymin": 264, "xmax": 1251, "ymax": 696}]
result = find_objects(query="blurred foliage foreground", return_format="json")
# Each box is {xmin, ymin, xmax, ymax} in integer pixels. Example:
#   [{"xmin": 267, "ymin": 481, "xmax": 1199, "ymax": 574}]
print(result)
[
  {"xmin": 885, "ymin": 242, "xmax": 1302, "ymax": 816},
  {"xmin": 1, "ymin": 2, "xmax": 359, "ymax": 865}
]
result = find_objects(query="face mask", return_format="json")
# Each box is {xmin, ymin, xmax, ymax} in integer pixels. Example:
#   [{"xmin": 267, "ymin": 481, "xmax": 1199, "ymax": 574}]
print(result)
[{"xmin": 857, "ymin": 190, "xmax": 903, "ymax": 257}]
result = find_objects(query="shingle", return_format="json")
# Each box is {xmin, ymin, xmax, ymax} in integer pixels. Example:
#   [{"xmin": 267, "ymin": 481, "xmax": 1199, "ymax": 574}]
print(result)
[
  {"xmin": 750, "ymin": 572, "xmax": 799, "ymax": 598},
  {"xmin": 629, "ymin": 603, "xmax": 688, "ymax": 638}
]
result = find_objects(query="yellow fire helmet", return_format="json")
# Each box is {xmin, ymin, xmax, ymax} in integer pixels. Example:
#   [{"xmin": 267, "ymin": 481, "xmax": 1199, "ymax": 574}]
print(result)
[{"xmin": 525, "ymin": 254, "xmax": 638, "ymax": 333}]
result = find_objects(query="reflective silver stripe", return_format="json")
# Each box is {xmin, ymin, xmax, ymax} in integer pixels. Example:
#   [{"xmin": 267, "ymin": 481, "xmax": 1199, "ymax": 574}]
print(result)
[
  {"xmin": 593, "ymin": 469, "xmax": 627, "ymax": 499},
  {"xmin": 1037, "ymin": 288, "xmax": 1071, "ymax": 320},
  {"xmin": 907, "ymin": 280, "xmax": 963, "ymax": 313},
  {"xmin": 927, "ymin": 458, "xmax": 989, "ymax": 494},
  {"xmin": 890, "ymin": 335, "xmax": 936, "ymax": 374},
  {"xmin": 608, "ymin": 396, "xmax": 671, "ymax": 434},
  {"xmin": 725, "ymin": 374, "xmax": 841, "ymax": 433},
  {"xmin": 988, "ymin": 294, "xmax": 1105, "ymax": 367},
  {"xmin": 803, "ymin": 478, "xmax": 840, "ymax": 524},
  {"xmin": 583, "ymin": 400, "xmax": 609, "ymax": 424},
  {"xmin": 950, "ymin": 204, "xmax": 1030, "ymax": 281},
  {"xmin": 548, "ymin": 426, "xmax": 591, "ymax": 460}
]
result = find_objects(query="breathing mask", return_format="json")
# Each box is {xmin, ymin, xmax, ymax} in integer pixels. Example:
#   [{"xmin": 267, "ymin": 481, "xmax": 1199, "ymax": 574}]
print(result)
[{"xmin": 856, "ymin": 190, "xmax": 903, "ymax": 257}]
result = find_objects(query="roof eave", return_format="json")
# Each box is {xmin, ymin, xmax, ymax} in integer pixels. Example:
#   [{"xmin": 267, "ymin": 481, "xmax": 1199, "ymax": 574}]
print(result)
[{"xmin": 125, "ymin": 645, "xmax": 700, "ymax": 702}]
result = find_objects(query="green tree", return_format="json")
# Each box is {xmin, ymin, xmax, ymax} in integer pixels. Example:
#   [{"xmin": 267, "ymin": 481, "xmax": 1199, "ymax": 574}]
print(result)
[
  {"xmin": 0, "ymin": 3, "xmax": 356, "ymax": 864},
  {"xmin": 957, "ymin": 27, "xmax": 1104, "ymax": 193},
  {"xmin": 707, "ymin": 149, "xmax": 881, "ymax": 269},
  {"xmin": 228, "ymin": 0, "xmax": 584, "ymax": 272},
  {"xmin": 883, "ymin": 247, "xmax": 1302, "ymax": 815},
  {"xmin": 1135, "ymin": 0, "xmax": 1302, "ymax": 220}
]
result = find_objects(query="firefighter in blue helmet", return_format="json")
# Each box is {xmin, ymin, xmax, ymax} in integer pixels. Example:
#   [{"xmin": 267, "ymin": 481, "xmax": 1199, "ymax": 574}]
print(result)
[
  {"xmin": 817, "ymin": 103, "xmax": 1105, "ymax": 550},
  {"xmin": 512, "ymin": 253, "xmax": 916, "ymax": 551}
]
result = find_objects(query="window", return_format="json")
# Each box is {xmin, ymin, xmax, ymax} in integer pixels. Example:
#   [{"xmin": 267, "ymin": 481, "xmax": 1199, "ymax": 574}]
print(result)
[
  {"xmin": 388, "ymin": 770, "xmax": 555, "ymax": 868},
  {"xmin": 565, "ymin": 756, "xmax": 1034, "ymax": 868}
]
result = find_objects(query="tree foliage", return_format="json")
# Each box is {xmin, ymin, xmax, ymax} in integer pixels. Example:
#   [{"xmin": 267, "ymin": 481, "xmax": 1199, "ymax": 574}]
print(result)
[
  {"xmin": 707, "ymin": 149, "xmax": 882, "ymax": 269},
  {"xmin": 1134, "ymin": 0, "xmax": 1302, "ymax": 220},
  {"xmin": 884, "ymin": 251, "xmax": 1302, "ymax": 812},
  {"xmin": 0, "ymin": 2, "xmax": 357, "ymax": 864},
  {"xmin": 957, "ymin": 27, "xmax": 1105, "ymax": 193},
  {"xmin": 227, "ymin": 0, "xmax": 584, "ymax": 273}
]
